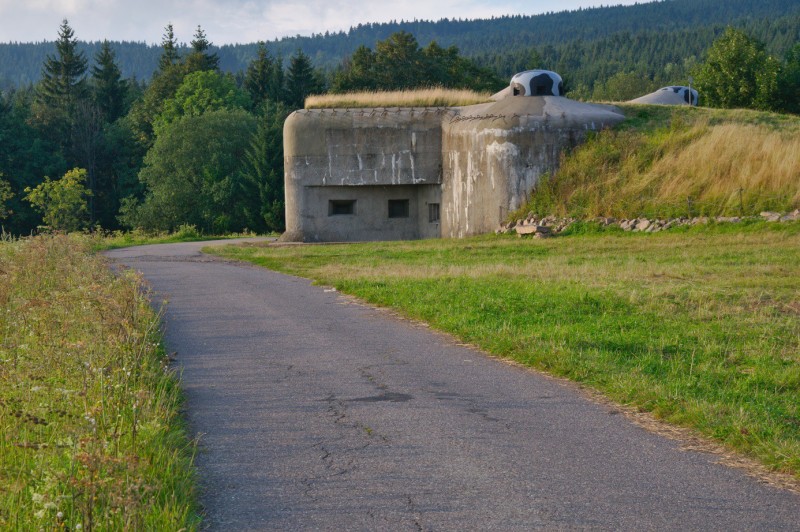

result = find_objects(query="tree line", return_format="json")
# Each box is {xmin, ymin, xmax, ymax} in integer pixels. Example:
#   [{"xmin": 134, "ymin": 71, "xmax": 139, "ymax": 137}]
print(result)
[
  {"xmin": 0, "ymin": 18, "xmax": 797, "ymax": 236},
  {"xmin": 0, "ymin": 21, "xmax": 323, "ymax": 235},
  {"xmin": 2, "ymin": 0, "xmax": 798, "ymax": 89}
]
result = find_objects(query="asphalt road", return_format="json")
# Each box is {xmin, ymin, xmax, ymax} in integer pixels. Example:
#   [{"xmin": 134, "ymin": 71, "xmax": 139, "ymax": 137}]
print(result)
[{"xmin": 106, "ymin": 240, "xmax": 799, "ymax": 531}]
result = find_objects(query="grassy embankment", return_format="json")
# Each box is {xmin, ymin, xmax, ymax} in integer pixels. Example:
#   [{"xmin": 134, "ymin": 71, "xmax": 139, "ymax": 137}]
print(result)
[
  {"xmin": 209, "ymin": 106, "xmax": 800, "ymax": 482},
  {"xmin": 0, "ymin": 235, "xmax": 199, "ymax": 530},
  {"xmin": 305, "ymin": 88, "xmax": 493, "ymax": 109},
  {"xmin": 514, "ymin": 104, "xmax": 800, "ymax": 220}
]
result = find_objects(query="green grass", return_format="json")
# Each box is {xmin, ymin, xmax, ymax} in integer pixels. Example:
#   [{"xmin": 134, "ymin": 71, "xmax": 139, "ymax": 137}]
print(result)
[
  {"xmin": 89, "ymin": 224, "xmax": 268, "ymax": 252},
  {"xmin": 0, "ymin": 235, "xmax": 199, "ymax": 530},
  {"xmin": 208, "ymin": 225, "xmax": 800, "ymax": 479}
]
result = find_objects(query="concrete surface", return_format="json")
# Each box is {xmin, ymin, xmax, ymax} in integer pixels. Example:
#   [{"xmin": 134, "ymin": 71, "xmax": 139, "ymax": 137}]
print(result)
[
  {"xmin": 629, "ymin": 86, "xmax": 699, "ymax": 106},
  {"xmin": 283, "ymin": 95, "xmax": 624, "ymax": 243},
  {"xmin": 106, "ymin": 240, "xmax": 799, "ymax": 530}
]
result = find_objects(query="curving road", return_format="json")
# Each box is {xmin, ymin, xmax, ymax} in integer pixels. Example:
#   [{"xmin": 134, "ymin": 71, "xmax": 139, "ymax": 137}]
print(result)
[{"xmin": 106, "ymin": 240, "xmax": 799, "ymax": 530}]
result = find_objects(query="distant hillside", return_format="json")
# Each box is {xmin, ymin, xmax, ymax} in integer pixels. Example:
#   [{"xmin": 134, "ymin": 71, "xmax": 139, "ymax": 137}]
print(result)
[{"xmin": 0, "ymin": 0, "xmax": 798, "ymax": 90}]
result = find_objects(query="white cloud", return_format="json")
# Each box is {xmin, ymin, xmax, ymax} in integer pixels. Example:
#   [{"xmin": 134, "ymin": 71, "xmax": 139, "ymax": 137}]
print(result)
[{"xmin": 0, "ymin": 0, "xmax": 651, "ymax": 44}]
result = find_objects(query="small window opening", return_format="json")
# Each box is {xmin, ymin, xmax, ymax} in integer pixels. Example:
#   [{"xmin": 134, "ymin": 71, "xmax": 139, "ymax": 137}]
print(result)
[
  {"xmin": 428, "ymin": 203, "xmax": 440, "ymax": 223},
  {"xmin": 329, "ymin": 199, "xmax": 356, "ymax": 216},
  {"xmin": 388, "ymin": 199, "xmax": 410, "ymax": 218}
]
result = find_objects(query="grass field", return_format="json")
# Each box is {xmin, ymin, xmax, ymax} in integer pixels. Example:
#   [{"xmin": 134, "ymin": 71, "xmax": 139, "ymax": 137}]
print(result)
[
  {"xmin": 0, "ymin": 235, "xmax": 198, "ymax": 530},
  {"xmin": 209, "ymin": 224, "xmax": 800, "ymax": 480}
]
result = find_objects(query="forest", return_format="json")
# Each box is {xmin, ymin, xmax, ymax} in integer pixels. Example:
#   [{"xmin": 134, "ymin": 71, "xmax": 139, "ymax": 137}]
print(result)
[{"xmin": 0, "ymin": 0, "xmax": 798, "ymax": 236}]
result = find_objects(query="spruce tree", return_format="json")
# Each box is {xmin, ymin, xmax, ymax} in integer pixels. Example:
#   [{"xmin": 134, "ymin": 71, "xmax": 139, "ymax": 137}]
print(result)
[
  {"xmin": 244, "ymin": 42, "xmax": 284, "ymax": 108},
  {"xmin": 285, "ymin": 50, "xmax": 319, "ymax": 109},
  {"xmin": 35, "ymin": 19, "xmax": 88, "ymax": 142},
  {"xmin": 185, "ymin": 25, "xmax": 219, "ymax": 72},
  {"xmin": 91, "ymin": 41, "xmax": 128, "ymax": 123},
  {"xmin": 158, "ymin": 23, "xmax": 180, "ymax": 72}
]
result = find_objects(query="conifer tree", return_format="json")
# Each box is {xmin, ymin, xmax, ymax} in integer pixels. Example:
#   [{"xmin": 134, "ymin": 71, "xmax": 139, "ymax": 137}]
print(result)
[
  {"xmin": 158, "ymin": 23, "xmax": 180, "ymax": 72},
  {"xmin": 245, "ymin": 42, "xmax": 284, "ymax": 108},
  {"xmin": 35, "ymin": 19, "xmax": 88, "ymax": 143},
  {"xmin": 285, "ymin": 50, "xmax": 319, "ymax": 109},
  {"xmin": 91, "ymin": 40, "xmax": 128, "ymax": 123},
  {"xmin": 241, "ymin": 101, "xmax": 290, "ymax": 231},
  {"xmin": 185, "ymin": 25, "xmax": 219, "ymax": 72}
]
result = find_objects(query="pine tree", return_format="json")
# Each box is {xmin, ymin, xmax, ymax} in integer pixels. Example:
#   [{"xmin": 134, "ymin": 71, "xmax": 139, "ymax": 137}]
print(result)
[
  {"xmin": 185, "ymin": 25, "xmax": 219, "ymax": 72},
  {"xmin": 91, "ymin": 41, "xmax": 128, "ymax": 123},
  {"xmin": 158, "ymin": 23, "xmax": 180, "ymax": 72}
]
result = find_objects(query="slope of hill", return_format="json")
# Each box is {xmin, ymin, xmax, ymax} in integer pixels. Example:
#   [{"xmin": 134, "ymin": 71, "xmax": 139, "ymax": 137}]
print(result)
[
  {"xmin": 512, "ymin": 105, "xmax": 800, "ymax": 221},
  {"xmin": 0, "ymin": 0, "xmax": 797, "ymax": 89}
]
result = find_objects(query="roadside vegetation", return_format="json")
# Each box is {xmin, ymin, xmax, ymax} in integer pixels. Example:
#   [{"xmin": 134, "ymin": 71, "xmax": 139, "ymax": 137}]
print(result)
[
  {"xmin": 93, "ymin": 224, "xmax": 264, "ymax": 252},
  {"xmin": 512, "ymin": 105, "xmax": 800, "ymax": 221},
  {"xmin": 209, "ymin": 224, "xmax": 800, "ymax": 480},
  {"xmin": 0, "ymin": 234, "xmax": 199, "ymax": 529},
  {"xmin": 305, "ymin": 88, "xmax": 492, "ymax": 109}
]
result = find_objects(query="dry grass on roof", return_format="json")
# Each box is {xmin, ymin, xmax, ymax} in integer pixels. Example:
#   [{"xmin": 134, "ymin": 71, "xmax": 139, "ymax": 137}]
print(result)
[{"xmin": 305, "ymin": 88, "xmax": 493, "ymax": 109}]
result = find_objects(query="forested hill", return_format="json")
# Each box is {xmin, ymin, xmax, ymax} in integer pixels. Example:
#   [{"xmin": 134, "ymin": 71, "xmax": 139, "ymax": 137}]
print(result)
[{"xmin": 1, "ymin": 0, "xmax": 798, "ymax": 89}]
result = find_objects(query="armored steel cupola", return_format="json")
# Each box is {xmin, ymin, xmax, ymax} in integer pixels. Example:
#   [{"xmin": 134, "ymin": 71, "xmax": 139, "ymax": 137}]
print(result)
[{"xmin": 510, "ymin": 70, "xmax": 564, "ymax": 97}]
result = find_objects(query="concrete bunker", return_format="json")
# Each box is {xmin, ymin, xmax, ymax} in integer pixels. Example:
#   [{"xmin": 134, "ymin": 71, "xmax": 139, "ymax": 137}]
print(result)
[
  {"xmin": 282, "ymin": 71, "xmax": 625, "ymax": 242},
  {"xmin": 629, "ymin": 86, "xmax": 699, "ymax": 106}
]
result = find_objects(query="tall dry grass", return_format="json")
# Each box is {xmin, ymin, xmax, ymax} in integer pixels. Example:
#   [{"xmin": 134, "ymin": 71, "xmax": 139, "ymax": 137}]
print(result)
[
  {"xmin": 519, "ymin": 107, "xmax": 800, "ymax": 219},
  {"xmin": 305, "ymin": 88, "xmax": 493, "ymax": 109}
]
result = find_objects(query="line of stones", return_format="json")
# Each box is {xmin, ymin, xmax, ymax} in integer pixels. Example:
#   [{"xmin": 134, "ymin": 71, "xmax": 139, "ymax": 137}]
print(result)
[{"xmin": 498, "ymin": 209, "xmax": 800, "ymax": 238}]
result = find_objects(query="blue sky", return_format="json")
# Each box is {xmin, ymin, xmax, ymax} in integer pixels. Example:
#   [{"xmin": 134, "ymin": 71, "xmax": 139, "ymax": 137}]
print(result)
[{"xmin": 0, "ymin": 1, "xmax": 652, "ymax": 44}]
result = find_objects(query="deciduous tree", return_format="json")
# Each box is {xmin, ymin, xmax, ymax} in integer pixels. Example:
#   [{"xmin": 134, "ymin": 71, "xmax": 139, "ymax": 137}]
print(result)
[
  {"xmin": 121, "ymin": 109, "xmax": 257, "ymax": 233},
  {"xmin": 24, "ymin": 167, "xmax": 91, "ymax": 232},
  {"xmin": 693, "ymin": 28, "xmax": 780, "ymax": 111}
]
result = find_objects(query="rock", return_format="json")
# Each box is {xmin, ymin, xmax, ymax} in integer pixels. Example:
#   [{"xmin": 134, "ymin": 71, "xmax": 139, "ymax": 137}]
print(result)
[
  {"xmin": 780, "ymin": 211, "xmax": 799, "ymax": 222},
  {"xmin": 620, "ymin": 219, "xmax": 634, "ymax": 231},
  {"xmin": 515, "ymin": 225, "xmax": 536, "ymax": 236},
  {"xmin": 635, "ymin": 219, "xmax": 652, "ymax": 232},
  {"xmin": 716, "ymin": 216, "xmax": 741, "ymax": 223},
  {"xmin": 760, "ymin": 211, "xmax": 781, "ymax": 222}
]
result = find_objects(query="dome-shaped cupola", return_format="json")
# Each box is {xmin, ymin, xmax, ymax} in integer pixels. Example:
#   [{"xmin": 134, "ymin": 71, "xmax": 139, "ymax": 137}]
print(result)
[{"xmin": 510, "ymin": 70, "xmax": 564, "ymax": 97}]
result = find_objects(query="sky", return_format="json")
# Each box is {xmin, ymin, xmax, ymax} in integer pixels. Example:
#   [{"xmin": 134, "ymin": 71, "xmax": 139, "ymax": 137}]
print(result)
[{"xmin": 0, "ymin": 1, "xmax": 652, "ymax": 45}]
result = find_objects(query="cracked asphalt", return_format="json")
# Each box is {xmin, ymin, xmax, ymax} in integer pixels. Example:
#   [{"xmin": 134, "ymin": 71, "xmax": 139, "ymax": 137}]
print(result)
[{"xmin": 106, "ymin": 240, "xmax": 799, "ymax": 531}]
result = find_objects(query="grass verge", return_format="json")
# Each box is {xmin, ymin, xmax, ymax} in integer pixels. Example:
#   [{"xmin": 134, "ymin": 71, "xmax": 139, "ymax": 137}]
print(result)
[
  {"xmin": 0, "ymin": 234, "xmax": 199, "ymax": 530},
  {"xmin": 89, "ymin": 225, "xmax": 267, "ymax": 252},
  {"xmin": 208, "ymin": 225, "xmax": 800, "ymax": 480}
]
